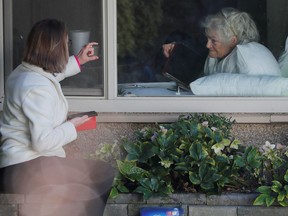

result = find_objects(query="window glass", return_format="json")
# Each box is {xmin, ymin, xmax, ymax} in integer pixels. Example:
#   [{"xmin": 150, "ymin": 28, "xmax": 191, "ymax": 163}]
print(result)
[
  {"xmin": 117, "ymin": 0, "xmax": 288, "ymax": 97},
  {"xmin": 4, "ymin": 0, "xmax": 104, "ymax": 96}
]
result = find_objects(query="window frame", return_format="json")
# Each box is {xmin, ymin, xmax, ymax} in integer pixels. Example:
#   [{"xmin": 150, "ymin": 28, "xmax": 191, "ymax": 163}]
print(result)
[
  {"xmin": 0, "ymin": 1, "xmax": 4, "ymax": 110},
  {"xmin": 1, "ymin": 0, "xmax": 288, "ymax": 114}
]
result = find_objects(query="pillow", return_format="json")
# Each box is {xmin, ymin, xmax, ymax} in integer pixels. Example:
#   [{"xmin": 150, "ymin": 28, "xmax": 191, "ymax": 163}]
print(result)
[
  {"xmin": 204, "ymin": 42, "xmax": 281, "ymax": 76},
  {"xmin": 190, "ymin": 73, "xmax": 288, "ymax": 96},
  {"xmin": 278, "ymin": 36, "xmax": 288, "ymax": 77},
  {"xmin": 236, "ymin": 42, "xmax": 281, "ymax": 76}
]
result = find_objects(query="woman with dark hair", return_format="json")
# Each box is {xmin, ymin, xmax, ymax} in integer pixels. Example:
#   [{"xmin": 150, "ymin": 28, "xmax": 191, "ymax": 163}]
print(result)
[{"xmin": 0, "ymin": 19, "xmax": 115, "ymax": 216}]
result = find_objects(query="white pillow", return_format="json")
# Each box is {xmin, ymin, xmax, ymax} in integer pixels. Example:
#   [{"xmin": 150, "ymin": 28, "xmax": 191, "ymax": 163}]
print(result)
[
  {"xmin": 190, "ymin": 73, "xmax": 288, "ymax": 96},
  {"xmin": 236, "ymin": 42, "xmax": 281, "ymax": 76},
  {"xmin": 278, "ymin": 36, "xmax": 288, "ymax": 77},
  {"xmin": 204, "ymin": 42, "xmax": 281, "ymax": 76}
]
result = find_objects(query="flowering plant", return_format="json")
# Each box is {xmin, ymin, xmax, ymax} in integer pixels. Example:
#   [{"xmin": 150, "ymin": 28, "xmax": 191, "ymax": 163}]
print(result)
[
  {"xmin": 94, "ymin": 114, "xmax": 288, "ymax": 207},
  {"xmin": 253, "ymin": 141, "xmax": 288, "ymax": 207}
]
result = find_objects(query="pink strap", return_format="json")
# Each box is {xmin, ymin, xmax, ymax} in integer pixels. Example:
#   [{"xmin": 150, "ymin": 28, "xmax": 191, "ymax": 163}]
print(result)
[{"xmin": 74, "ymin": 55, "xmax": 81, "ymax": 70}]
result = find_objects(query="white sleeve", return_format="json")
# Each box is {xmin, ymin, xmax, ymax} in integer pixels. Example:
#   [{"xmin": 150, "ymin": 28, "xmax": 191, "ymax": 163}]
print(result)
[
  {"xmin": 55, "ymin": 56, "xmax": 81, "ymax": 82},
  {"xmin": 22, "ymin": 85, "xmax": 77, "ymax": 153}
]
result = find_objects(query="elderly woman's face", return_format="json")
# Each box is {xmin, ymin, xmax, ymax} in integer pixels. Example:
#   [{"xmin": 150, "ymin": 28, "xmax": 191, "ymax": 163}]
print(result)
[{"xmin": 206, "ymin": 29, "xmax": 236, "ymax": 59}]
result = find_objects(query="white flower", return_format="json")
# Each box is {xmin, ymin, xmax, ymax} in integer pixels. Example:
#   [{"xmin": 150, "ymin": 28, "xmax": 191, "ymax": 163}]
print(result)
[
  {"xmin": 262, "ymin": 141, "xmax": 276, "ymax": 153},
  {"xmin": 140, "ymin": 127, "xmax": 148, "ymax": 134},
  {"xmin": 202, "ymin": 121, "xmax": 209, "ymax": 127},
  {"xmin": 212, "ymin": 143, "xmax": 225, "ymax": 155},
  {"xmin": 266, "ymin": 141, "xmax": 276, "ymax": 149},
  {"xmin": 159, "ymin": 125, "xmax": 168, "ymax": 135},
  {"xmin": 159, "ymin": 160, "xmax": 173, "ymax": 168},
  {"xmin": 211, "ymin": 127, "xmax": 218, "ymax": 131}
]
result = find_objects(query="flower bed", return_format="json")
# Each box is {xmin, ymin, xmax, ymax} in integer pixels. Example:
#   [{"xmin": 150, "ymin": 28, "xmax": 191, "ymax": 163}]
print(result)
[{"xmin": 95, "ymin": 113, "xmax": 288, "ymax": 207}]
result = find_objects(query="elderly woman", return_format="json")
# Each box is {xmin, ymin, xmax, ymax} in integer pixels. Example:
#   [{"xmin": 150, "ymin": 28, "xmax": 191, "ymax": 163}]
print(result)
[
  {"xmin": 202, "ymin": 7, "xmax": 280, "ymax": 75},
  {"xmin": 163, "ymin": 7, "xmax": 281, "ymax": 77}
]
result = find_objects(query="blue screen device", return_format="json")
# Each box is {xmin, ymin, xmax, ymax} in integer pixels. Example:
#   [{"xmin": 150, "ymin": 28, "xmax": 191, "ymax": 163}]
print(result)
[{"xmin": 140, "ymin": 207, "xmax": 184, "ymax": 216}]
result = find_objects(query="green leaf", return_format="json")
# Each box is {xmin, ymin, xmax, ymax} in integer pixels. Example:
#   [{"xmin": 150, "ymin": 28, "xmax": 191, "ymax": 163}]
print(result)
[
  {"xmin": 278, "ymin": 191, "xmax": 286, "ymax": 202},
  {"xmin": 160, "ymin": 183, "xmax": 174, "ymax": 195},
  {"xmin": 284, "ymin": 170, "xmax": 288, "ymax": 182},
  {"xmin": 198, "ymin": 163, "xmax": 222, "ymax": 186},
  {"xmin": 271, "ymin": 181, "xmax": 283, "ymax": 193},
  {"xmin": 245, "ymin": 146, "xmax": 262, "ymax": 169},
  {"xmin": 138, "ymin": 142, "xmax": 158, "ymax": 162},
  {"xmin": 190, "ymin": 142, "xmax": 203, "ymax": 161},
  {"xmin": 190, "ymin": 123, "xmax": 201, "ymax": 137},
  {"xmin": 204, "ymin": 127, "xmax": 213, "ymax": 139},
  {"xmin": 213, "ymin": 131, "xmax": 223, "ymax": 143},
  {"xmin": 284, "ymin": 185, "xmax": 288, "ymax": 198},
  {"xmin": 175, "ymin": 148, "xmax": 184, "ymax": 155},
  {"xmin": 174, "ymin": 165, "xmax": 189, "ymax": 171},
  {"xmin": 139, "ymin": 178, "xmax": 159, "ymax": 192},
  {"xmin": 215, "ymin": 155, "xmax": 228, "ymax": 164},
  {"xmin": 205, "ymin": 157, "xmax": 216, "ymax": 166},
  {"xmin": 220, "ymin": 139, "xmax": 231, "ymax": 147},
  {"xmin": 256, "ymin": 186, "xmax": 272, "ymax": 194},
  {"xmin": 109, "ymin": 187, "xmax": 119, "ymax": 199},
  {"xmin": 199, "ymin": 163, "xmax": 219, "ymax": 181},
  {"xmin": 199, "ymin": 163, "xmax": 209, "ymax": 181},
  {"xmin": 266, "ymin": 196, "xmax": 276, "ymax": 207},
  {"xmin": 201, "ymin": 182, "xmax": 215, "ymax": 190},
  {"xmin": 117, "ymin": 184, "xmax": 130, "ymax": 193},
  {"xmin": 230, "ymin": 139, "xmax": 240, "ymax": 149},
  {"xmin": 189, "ymin": 172, "xmax": 201, "ymax": 185},
  {"xmin": 253, "ymin": 194, "xmax": 275, "ymax": 207},
  {"xmin": 234, "ymin": 155, "xmax": 245, "ymax": 167},
  {"xmin": 279, "ymin": 199, "xmax": 288, "ymax": 207},
  {"xmin": 134, "ymin": 186, "xmax": 153, "ymax": 200},
  {"xmin": 123, "ymin": 142, "xmax": 141, "ymax": 161},
  {"xmin": 116, "ymin": 160, "xmax": 148, "ymax": 181}
]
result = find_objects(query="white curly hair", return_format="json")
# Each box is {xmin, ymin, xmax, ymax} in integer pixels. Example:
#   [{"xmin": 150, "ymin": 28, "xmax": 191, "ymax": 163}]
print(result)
[{"xmin": 201, "ymin": 7, "xmax": 260, "ymax": 44}]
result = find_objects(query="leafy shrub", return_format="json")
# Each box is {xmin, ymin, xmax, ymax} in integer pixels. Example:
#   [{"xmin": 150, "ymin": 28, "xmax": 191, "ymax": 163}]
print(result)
[{"xmin": 94, "ymin": 113, "xmax": 288, "ymax": 206}]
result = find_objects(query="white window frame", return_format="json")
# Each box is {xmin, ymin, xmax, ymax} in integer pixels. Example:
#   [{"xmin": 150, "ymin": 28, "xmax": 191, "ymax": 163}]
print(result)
[
  {"xmin": 0, "ymin": 1, "xmax": 4, "ymax": 110},
  {"xmin": 1, "ymin": 0, "xmax": 288, "ymax": 115}
]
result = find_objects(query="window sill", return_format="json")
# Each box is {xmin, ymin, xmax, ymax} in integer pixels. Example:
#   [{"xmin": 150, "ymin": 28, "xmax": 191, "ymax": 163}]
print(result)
[{"xmin": 94, "ymin": 112, "xmax": 288, "ymax": 123}]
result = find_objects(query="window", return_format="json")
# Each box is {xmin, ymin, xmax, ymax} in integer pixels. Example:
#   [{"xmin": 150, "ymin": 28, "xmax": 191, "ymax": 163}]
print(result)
[
  {"xmin": 116, "ymin": 0, "xmax": 287, "ymax": 97},
  {"xmin": 3, "ymin": 0, "xmax": 104, "ymax": 97},
  {"xmin": 1, "ymin": 0, "xmax": 288, "ymax": 113}
]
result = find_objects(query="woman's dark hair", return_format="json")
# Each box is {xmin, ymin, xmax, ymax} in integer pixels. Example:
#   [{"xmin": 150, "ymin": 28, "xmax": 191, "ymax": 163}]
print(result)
[{"xmin": 23, "ymin": 19, "xmax": 69, "ymax": 73}]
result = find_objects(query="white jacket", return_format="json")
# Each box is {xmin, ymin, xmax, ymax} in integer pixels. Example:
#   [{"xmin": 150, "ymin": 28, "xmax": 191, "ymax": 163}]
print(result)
[{"xmin": 0, "ymin": 57, "xmax": 80, "ymax": 168}]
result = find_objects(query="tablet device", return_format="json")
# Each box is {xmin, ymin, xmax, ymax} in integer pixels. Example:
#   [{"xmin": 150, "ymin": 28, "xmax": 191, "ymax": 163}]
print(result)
[
  {"xmin": 67, "ymin": 111, "xmax": 98, "ymax": 120},
  {"xmin": 162, "ymin": 42, "xmax": 206, "ymax": 91}
]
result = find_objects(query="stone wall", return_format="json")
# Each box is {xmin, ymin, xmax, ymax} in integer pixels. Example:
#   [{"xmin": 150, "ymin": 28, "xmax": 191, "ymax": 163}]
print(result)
[
  {"xmin": 105, "ymin": 193, "xmax": 288, "ymax": 216},
  {"xmin": 1, "ymin": 193, "xmax": 288, "ymax": 216}
]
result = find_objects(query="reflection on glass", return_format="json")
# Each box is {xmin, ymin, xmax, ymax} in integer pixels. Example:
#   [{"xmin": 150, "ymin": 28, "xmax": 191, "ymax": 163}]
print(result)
[
  {"xmin": 117, "ymin": 0, "xmax": 288, "ymax": 97},
  {"xmin": 5, "ymin": 0, "xmax": 104, "ymax": 96}
]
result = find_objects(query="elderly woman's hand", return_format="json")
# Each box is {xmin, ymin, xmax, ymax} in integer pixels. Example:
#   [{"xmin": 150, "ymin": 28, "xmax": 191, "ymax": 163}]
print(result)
[
  {"xmin": 76, "ymin": 42, "xmax": 99, "ymax": 65},
  {"xmin": 162, "ymin": 43, "xmax": 175, "ymax": 58}
]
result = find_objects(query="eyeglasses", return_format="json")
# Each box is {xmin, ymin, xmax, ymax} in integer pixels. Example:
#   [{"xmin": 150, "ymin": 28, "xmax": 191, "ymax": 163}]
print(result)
[{"xmin": 68, "ymin": 39, "xmax": 72, "ymax": 47}]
